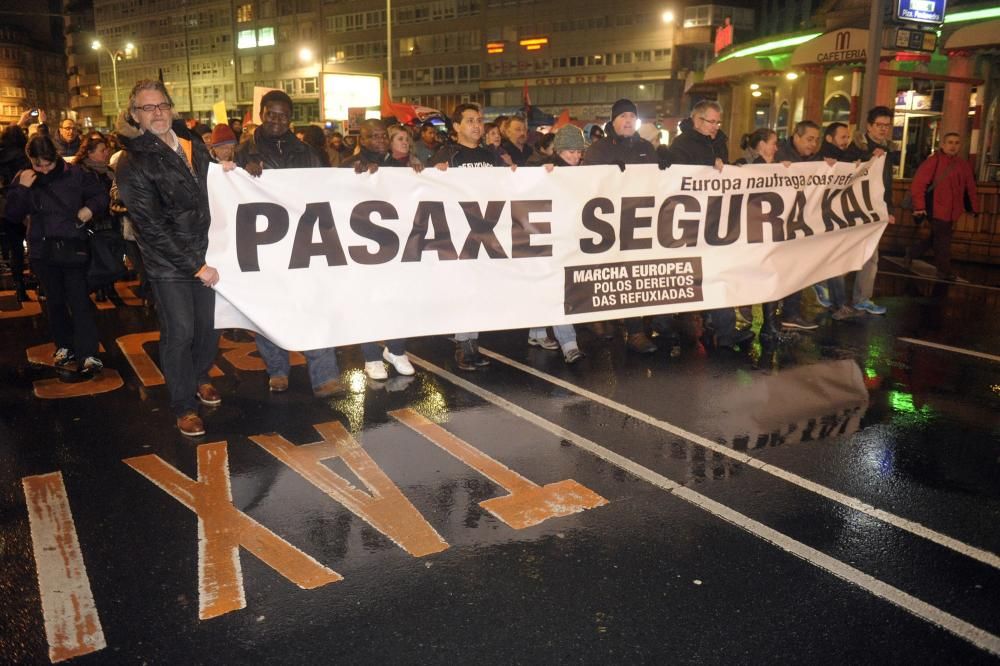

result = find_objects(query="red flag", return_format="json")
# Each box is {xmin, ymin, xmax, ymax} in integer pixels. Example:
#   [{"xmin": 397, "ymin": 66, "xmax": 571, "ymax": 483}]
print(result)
[{"xmin": 552, "ymin": 109, "xmax": 571, "ymax": 130}]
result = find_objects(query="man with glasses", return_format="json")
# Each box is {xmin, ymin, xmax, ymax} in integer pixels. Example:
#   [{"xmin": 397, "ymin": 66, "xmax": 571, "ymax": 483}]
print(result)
[
  {"xmin": 53, "ymin": 119, "xmax": 81, "ymax": 157},
  {"xmin": 115, "ymin": 79, "xmax": 222, "ymax": 438},
  {"xmin": 843, "ymin": 106, "xmax": 897, "ymax": 315},
  {"xmin": 667, "ymin": 101, "xmax": 754, "ymax": 350},
  {"xmin": 235, "ymin": 90, "xmax": 346, "ymax": 399}
]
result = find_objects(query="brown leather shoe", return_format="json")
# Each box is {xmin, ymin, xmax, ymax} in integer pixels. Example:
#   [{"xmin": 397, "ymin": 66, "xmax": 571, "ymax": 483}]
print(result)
[
  {"xmin": 627, "ymin": 332, "xmax": 658, "ymax": 354},
  {"xmin": 176, "ymin": 412, "xmax": 205, "ymax": 437},
  {"xmin": 268, "ymin": 376, "xmax": 289, "ymax": 392},
  {"xmin": 313, "ymin": 378, "xmax": 346, "ymax": 398},
  {"xmin": 196, "ymin": 383, "xmax": 221, "ymax": 406}
]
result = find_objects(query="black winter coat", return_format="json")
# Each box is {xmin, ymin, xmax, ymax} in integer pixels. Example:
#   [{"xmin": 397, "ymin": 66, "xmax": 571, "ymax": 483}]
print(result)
[
  {"xmin": 775, "ymin": 139, "xmax": 822, "ymax": 164},
  {"xmin": 234, "ymin": 127, "xmax": 322, "ymax": 170},
  {"xmin": 115, "ymin": 120, "xmax": 213, "ymax": 281},
  {"xmin": 4, "ymin": 159, "xmax": 109, "ymax": 259},
  {"xmin": 582, "ymin": 123, "xmax": 657, "ymax": 166},
  {"xmin": 843, "ymin": 132, "xmax": 896, "ymax": 207},
  {"xmin": 665, "ymin": 118, "xmax": 728, "ymax": 166}
]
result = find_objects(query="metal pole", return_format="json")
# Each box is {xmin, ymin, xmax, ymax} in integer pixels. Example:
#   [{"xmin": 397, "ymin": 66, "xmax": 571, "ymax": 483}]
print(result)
[
  {"xmin": 183, "ymin": 1, "xmax": 194, "ymax": 115},
  {"xmin": 861, "ymin": 0, "xmax": 885, "ymax": 117},
  {"xmin": 110, "ymin": 50, "xmax": 121, "ymax": 113},
  {"xmin": 386, "ymin": 0, "xmax": 392, "ymax": 101}
]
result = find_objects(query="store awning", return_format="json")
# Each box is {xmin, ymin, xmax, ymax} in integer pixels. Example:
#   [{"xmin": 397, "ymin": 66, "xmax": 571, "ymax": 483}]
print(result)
[
  {"xmin": 944, "ymin": 19, "xmax": 1000, "ymax": 50},
  {"xmin": 790, "ymin": 28, "xmax": 890, "ymax": 67},
  {"xmin": 702, "ymin": 56, "xmax": 775, "ymax": 83}
]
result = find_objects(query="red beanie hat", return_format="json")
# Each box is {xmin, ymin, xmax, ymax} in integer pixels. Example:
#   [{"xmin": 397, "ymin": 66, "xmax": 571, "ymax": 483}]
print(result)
[{"xmin": 210, "ymin": 123, "xmax": 237, "ymax": 146}]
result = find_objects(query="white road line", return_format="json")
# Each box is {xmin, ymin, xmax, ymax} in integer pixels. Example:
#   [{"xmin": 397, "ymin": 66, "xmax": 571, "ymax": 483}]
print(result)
[
  {"xmin": 897, "ymin": 337, "xmax": 1000, "ymax": 363},
  {"xmin": 475, "ymin": 348, "xmax": 1000, "ymax": 573},
  {"xmin": 880, "ymin": 270, "xmax": 1000, "ymax": 292},
  {"xmin": 22, "ymin": 472, "xmax": 106, "ymax": 663},
  {"xmin": 408, "ymin": 354, "xmax": 1000, "ymax": 657}
]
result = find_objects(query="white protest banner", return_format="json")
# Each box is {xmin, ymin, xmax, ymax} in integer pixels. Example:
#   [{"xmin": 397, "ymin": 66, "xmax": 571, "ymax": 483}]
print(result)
[{"xmin": 207, "ymin": 158, "xmax": 889, "ymax": 351}]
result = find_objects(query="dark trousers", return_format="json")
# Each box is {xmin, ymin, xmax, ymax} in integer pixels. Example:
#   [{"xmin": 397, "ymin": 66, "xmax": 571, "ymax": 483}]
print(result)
[
  {"xmin": 783, "ymin": 289, "xmax": 803, "ymax": 319},
  {"xmin": 151, "ymin": 280, "xmax": 219, "ymax": 416},
  {"xmin": 3, "ymin": 221, "xmax": 27, "ymax": 286},
  {"xmin": 34, "ymin": 261, "xmax": 99, "ymax": 359},
  {"xmin": 910, "ymin": 218, "xmax": 954, "ymax": 275},
  {"xmin": 125, "ymin": 240, "xmax": 150, "ymax": 298}
]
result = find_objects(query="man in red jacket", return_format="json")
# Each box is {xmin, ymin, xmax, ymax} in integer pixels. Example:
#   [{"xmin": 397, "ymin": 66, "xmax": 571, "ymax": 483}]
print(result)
[{"xmin": 907, "ymin": 133, "xmax": 979, "ymax": 280}]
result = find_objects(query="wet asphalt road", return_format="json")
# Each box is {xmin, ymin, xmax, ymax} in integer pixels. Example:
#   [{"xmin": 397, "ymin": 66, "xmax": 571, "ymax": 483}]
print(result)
[{"xmin": 1, "ymin": 257, "xmax": 998, "ymax": 664}]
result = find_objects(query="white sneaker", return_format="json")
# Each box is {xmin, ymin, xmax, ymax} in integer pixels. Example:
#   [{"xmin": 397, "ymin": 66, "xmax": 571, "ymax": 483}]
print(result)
[
  {"xmin": 53, "ymin": 347, "xmax": 74, "ymax": 367},
  {"xmin": 364, "ymin": 360, "xmax": 388, "ymax": 380},
  {"xmin": 383, "ymin": 349, "xmax": 415, "ymax": 376}
]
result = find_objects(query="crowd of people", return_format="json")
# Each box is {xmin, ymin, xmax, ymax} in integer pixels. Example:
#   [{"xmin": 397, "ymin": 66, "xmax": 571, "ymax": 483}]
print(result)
[{"xmin": 0, "ymin": 79, "xmax": 980, "ymax": 438}]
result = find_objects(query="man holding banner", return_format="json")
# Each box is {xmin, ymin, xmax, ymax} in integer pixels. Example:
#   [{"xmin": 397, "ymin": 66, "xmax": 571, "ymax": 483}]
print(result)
[
  {"xmin": 115, "ymin": 80, "xmax": 221, "ymax": 438},
  {"xmin": 234, "ymin": 90, "xmax": 346, "ymax": 398}
]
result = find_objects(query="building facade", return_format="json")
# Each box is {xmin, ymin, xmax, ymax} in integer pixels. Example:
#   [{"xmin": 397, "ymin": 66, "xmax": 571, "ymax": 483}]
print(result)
[
  {"xmin": 65, "ymin": 0, "xmax": 105, "ymax": 128},
  {"xmin": 91, "ymin": 0, "xmax": 726, "ymax": 126},
  {"xmin": 0, "ymin": 12, "xmax": 69, "ymax": 127}
]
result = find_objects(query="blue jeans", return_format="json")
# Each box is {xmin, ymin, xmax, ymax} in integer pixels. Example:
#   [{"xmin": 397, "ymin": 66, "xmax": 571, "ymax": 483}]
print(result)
[
  {"xmin": 529, "ymin": 325, "xmax": 578, "ymax": 352},
  {"xmin": 853, "ymin": 250, "xmax": 878, "ymax": 303},
  {"xmin": 361, "ymin": 339, "xmax": 406, "ymax": 362},
  {"xmin": 255, "ymin": 335, "xmax": 339, "ymax": 389},
  {"xmin": 826, "ymin": 276, "xmax": 848, "ymax": 309},
  {"xmin": 150, "ymin": 280, "xmax": 219, "ymax": 416}
]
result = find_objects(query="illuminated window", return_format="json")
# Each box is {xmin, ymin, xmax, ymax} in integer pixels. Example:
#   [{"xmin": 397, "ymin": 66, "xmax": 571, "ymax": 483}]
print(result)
[
  {"xmin": 258, "ymin": 27, "xmax": 275, "ymax": 46},
  {"xmin": 236, "ymin": 3, "xmax": 253, "ymax": 22},
  {"xmin": 237, "ymin": 30, "xmax": 256, "ymax": 48}
]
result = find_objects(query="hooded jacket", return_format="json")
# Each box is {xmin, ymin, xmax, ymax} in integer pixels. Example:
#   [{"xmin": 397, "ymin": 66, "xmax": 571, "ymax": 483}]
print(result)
[
  {"xmin": 909, "ymin": 151, "xmax": 979, "ymax": 222},
  {"xmin": 4, "ymin": 158, "xmax": 108, "ymax": 259},
  {"xmin": 664, "ymin": 117, "xmax": 728, "ymax": 167},
  {"xmin": 339, "ymin": 146, "xmax": 387, "ymax": 171},
  {"xmin": 114, "ymin": 116, "xmax": 213, "ymax": 281},
  {"xmin": 234, "ymin": 126, "xmax": 322, "ymax": 170},
  {"xmin": 581, "ymin": 122, "xmax": 657, "ymax": 166}
]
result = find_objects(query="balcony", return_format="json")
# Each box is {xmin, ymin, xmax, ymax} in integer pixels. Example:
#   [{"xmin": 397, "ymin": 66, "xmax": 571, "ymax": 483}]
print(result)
[{"xmin": 674, "ymin": 25, "xmax": 713, "ymax": 47}]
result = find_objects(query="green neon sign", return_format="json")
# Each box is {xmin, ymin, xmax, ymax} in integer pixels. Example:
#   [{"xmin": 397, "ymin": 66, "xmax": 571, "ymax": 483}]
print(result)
[
  {"xmin": 944, "ymin": 7, "xmax": 1000, "ymax": 23},
  {"xmin": 717, "ymin": 32, "xmax": 823, "ymax": 62}
]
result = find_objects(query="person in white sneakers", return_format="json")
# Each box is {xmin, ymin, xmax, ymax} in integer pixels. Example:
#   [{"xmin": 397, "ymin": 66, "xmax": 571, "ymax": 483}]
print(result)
[{"xmin": 362, "ymin": 341, "xmax": 415, "ymax": 380}]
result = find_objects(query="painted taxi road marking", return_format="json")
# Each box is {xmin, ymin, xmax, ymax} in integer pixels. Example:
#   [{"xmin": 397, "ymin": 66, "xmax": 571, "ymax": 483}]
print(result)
[
  {"xmin": 390, "ymin": 408, "xmax": 608, "ymax": 529},
  {"xmin": 0, "ymin": 289, "xmax": 42, "ymax": 319},
  {"xmin": 407, "ymin": 353, "xmax": 1000, "ymax": 657},
  {"xmin": 26, "ymin": 342, "xmax": 124, "ymax": 399},
  {"xmin": 22, "ymin": 472, "xmax": 106, "ymax": 663},
  {"xmin": 124, "ymin": 442, "xmax": 342, "ymax": 620},
  {"xmin": 116, "ymin": 331, "xmax": 223, "ymax": 387},
  {"xmin": 251, "ymin": 421, "xmax": 449, "ymax": 557}
]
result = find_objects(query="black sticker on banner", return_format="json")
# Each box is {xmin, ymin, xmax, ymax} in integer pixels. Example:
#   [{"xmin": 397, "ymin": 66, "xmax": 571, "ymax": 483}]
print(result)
[{"xmin": 564, "ymin": 258, "xmax": 703, "ymax": 315}]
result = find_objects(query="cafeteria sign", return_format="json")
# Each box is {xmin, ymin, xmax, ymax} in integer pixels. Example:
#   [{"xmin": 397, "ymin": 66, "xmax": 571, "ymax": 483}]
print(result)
[{"xmin": 896, "ymin": 0, "xmax": 946, "ymax": 25}]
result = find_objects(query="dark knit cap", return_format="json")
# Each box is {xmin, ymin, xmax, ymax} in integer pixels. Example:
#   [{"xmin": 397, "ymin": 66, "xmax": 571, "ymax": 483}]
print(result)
[{"xmin": 611, "ymin": 98, "xmax": 638, "ymax": 122}]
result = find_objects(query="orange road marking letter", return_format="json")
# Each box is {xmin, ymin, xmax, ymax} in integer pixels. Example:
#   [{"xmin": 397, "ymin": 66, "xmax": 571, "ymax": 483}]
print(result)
[
  {"xmin": 219, "ymin": 334, "xmax": 305, "ymax": 371},
  {"xmin": 390, "ymin": 408, "xmax": 608, "ymax": 529},
  {"xmin": 124, "ymin": 442, "xmax": 342, "ymax": 620},
  {"xmin": 22, "ymin": 472, "xmax": 107, "ymax": 663},
  {"xmin": 116, "ymin": 332, "xmax": 222, "ymax": 387},
  {"xmin": 0, "ymin": 290, "xmax": 42, "ymax": 319},
  {"xmin": 27, "ymin": 343, "xmax": 124, "ymax": 399},
  {"xmin": 252, "ymin": 422, "xmax": 449, "ymax": 557}
]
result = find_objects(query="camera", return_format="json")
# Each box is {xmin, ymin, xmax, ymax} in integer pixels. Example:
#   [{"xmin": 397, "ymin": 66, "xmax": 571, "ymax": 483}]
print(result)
[{"xmin": 29, "ymin": 108, "xmax": 39, "ymax": 117}]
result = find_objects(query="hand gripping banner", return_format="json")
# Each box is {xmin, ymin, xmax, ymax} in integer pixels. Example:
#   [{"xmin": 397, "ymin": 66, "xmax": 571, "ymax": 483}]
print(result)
[{"xmin": 207, "ymin": 157, "xmax": 888, "ymax": 351}]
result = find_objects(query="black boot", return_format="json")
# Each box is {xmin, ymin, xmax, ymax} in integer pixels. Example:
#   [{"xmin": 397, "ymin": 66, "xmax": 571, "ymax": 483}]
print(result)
[
  {"xmin": 760, "ymin": 302, "xmax": 781, "ymax": 342},
  {"xmin": 94, "ymin": 287, "xmax": 108, "ymax": 302},
  {"xmin": 14, "ymin": 280, "xmax": 29, "ymax": 302},
  {"xmin": 469, "ymin": 340, "xmax": 491, "ymax": 367},
  {"xmin": 455, "ymin": 340, "xmax": 478, "ymax": 371}
]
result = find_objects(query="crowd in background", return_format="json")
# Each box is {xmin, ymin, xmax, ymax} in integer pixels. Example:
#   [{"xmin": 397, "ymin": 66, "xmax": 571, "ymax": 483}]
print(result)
[{"xmin": 0, "ymin": 83, "xmax": 979, "ymax": 437}]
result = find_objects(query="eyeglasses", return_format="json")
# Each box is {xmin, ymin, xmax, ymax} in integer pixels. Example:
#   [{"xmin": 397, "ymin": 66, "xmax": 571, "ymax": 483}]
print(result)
[
  {"xmin": 873, "ymin": 122, "xmax": 892, "ymax": 128},
  {"xmin": 133, "ymin": 102, "xmax": 173, "ymax": 112},
  {"xmin": 698, "ymin": 117, "xmax": 723, "ymax": 126}
]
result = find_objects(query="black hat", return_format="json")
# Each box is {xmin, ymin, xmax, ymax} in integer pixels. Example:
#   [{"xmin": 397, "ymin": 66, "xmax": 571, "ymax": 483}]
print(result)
[{"xmin": 611, "ymin": 98, "xmax": 638, "ymax": 122}]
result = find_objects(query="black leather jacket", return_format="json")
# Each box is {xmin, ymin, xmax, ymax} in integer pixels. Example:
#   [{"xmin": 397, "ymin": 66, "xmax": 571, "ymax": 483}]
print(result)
[{"xmin": 115, "ymin": 120, "xmax": 213, "ymax": 281}]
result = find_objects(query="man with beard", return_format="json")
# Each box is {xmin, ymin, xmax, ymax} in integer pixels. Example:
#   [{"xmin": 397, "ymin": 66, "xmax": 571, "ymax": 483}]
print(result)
[
  {"xmin": 115, "ymin": 79, "xmax": 222, "ymax": 437},
  {"xmin": 235, "ymin": 90, "xmax": 345, "ymax": 399}
]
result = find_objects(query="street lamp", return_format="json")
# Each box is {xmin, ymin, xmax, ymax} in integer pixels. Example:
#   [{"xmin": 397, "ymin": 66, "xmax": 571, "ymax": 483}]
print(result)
[{"xmin": 91, "ymin": 40, "xmax": 134, "ymax": 113}]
